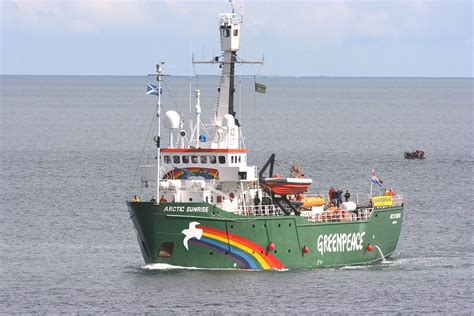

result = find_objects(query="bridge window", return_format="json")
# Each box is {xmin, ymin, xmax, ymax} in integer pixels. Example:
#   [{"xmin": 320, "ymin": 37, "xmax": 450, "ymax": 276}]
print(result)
[
  {"xmin": 209, "ymin": 156, "xmax": 217, "ymax": 164},
  {"xmin": 238, "ymin": 156, "xmax": 241, "ymax": 163},
  {"xmin": 182, "ymin": 156, "xmax": 189, "ymax": 164},
  {"xmin": 218, "ymin": 156, "xmax": 226, "ymax": 164},
  {"xmin": 231, "ymin": 156, "xmax": 234, "ymax": 164},
  {"xmin": 164, "ymin": 156, "xmax": 171, "ymax": 164},
  {"xmin": 200, "ymin": 156, "xmax": 208, "ymax": 163},
  {"xmin": 234, "ymin": 29, "xmax": 238, "ymax": 36},
  {"xmin": 173, "ymin": 156, "xmax": 180, "ymax": 164},
  {"xmin": 191, "ymin": 156, "xmax": 198, "ymax": 163}
]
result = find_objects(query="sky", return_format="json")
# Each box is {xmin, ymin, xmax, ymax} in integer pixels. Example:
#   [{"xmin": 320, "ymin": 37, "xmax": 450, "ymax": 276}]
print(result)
[{"xmin": 1, "ymin": 0, "xmax": 472, "ymax": 77}]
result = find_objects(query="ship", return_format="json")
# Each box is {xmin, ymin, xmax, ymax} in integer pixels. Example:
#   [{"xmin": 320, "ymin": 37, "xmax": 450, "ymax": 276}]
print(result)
[
  {"xmin": 404, "ymin": 150, "xmax": 425, "ymax": 159},
  {"xmin": 127, "ymin": 9, "xmax": 404, "ymax": 270}
]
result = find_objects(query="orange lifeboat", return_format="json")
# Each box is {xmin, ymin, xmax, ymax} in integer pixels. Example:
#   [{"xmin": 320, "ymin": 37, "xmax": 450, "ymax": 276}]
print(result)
[{"xmin": 262, "ymin": 177, "xmax": 312, "ymax": 195}]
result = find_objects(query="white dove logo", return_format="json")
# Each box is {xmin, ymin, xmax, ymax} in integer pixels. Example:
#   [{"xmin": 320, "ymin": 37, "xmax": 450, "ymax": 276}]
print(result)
[{"xmin": 181, "ymin": 222, "xmax": 203, "ymax": 251}]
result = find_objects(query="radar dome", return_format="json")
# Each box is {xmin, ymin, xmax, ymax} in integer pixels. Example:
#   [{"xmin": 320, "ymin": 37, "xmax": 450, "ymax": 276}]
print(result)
[
  {"xmin": 222, "ymin": 114, "xmax": 235, "ymax": 128},
  {"xmin": 164, "ymin": 111, "xmax": 180, "ymax": 129}
]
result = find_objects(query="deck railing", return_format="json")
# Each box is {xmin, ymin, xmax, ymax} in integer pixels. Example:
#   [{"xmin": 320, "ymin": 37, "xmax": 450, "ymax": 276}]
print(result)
[
  {"xmin": 304, "ymin": 192, "xmax": 404, "ymax": 208},
  {"xmin": 235, "ymin": 204, "xmax": 282, "ymax": 216},
  {"xmin": 131, "ymin": 187, "xmax": 403, "ymax": 224},
  {"xmin": 302, "ymin": 208, "xmax": 374, "ymax": 223}
]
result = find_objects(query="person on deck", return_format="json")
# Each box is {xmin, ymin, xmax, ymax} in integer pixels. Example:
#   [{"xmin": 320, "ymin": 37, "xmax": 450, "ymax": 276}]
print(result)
[
  {"xmin": 344, "ymin": 190, "xmax": 351, "ymax": 202},
  {"xmin": 329, "ymin": 186, "xmax": 335, "ymax": 206},
  {"xmin": 337, "ymin": 190, "xmax": 343, "ymax": 207},
  {"xmin": 160, "ymin": 195, "xmax": 168, "ymax": 203}
]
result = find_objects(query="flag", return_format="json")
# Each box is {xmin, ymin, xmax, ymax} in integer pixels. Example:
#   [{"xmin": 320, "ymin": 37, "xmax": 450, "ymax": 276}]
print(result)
[
  {"xmin": 371, "ymin": 168, "xmax": 384, "ymax": 188},
  {"xmin": 146, "ymin": 83, "xmax": 162, "ymax": 95},
  {"xmin": 255, "ymin": 82, "xmax": 266, "ymax": 94}
]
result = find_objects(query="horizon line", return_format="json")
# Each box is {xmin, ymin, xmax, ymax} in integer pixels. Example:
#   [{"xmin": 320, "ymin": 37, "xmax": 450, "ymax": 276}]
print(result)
[{"xmin": 1, "ymin": 74, "xmax": 473, "ymax": 79}]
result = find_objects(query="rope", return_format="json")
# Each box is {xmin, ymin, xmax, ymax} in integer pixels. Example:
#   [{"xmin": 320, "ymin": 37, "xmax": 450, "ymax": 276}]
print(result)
[
  {"xmin": 162, "ymin": 79, "xmax": 180, "ymax": 110},
  {"xmin": 128, "ymin": 107, "xmax": 156, "ymax": 198}
]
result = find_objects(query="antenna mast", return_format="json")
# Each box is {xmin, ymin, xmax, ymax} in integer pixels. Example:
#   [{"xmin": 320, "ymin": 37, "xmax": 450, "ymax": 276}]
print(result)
[{"xmin": 155, "ymin": 62, "xmax": 164, "ymax": 203}]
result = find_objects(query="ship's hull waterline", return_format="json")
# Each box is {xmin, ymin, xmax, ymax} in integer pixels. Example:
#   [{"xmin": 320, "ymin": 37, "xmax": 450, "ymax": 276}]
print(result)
[{"xmin": 128, "ymin": 202, "xmax": 403, "ymax": 270}]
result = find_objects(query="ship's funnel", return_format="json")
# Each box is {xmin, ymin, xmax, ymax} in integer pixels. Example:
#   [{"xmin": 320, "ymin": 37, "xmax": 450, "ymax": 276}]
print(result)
[{"xmin": 164, "ymin": 111, "xmax": 180, "ymax": 129}]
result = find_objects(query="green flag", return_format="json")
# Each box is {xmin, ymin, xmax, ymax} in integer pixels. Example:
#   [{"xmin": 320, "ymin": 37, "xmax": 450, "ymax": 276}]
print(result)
[{"xmin": 255, "ymin": 82, "xmax": 267, "ymax": 94}]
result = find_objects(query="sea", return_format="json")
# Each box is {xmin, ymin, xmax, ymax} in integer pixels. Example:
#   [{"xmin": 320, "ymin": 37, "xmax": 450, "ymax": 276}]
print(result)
[{"xmin": 0, "ymin": 75, "xmax": 472, "ymax": 314}]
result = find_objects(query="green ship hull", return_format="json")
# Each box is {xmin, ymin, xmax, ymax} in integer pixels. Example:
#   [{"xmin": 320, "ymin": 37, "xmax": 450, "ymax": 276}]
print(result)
[{"xmin": 128, "ymin": 202, "xmax": 403, "ymax": 270}]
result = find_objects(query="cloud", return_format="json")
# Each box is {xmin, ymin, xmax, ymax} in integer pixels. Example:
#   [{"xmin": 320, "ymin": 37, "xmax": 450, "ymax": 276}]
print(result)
[
  {"xmin": 4, "ymin": 0, "xmax": 432, "ymax": 40},
  {"xmin": 243, "ymin": 1, "xmax": 432, "ymax": 47},
  {"xmin": 4, "ymin": 0, "xmax": 151, "ymax": 34}
]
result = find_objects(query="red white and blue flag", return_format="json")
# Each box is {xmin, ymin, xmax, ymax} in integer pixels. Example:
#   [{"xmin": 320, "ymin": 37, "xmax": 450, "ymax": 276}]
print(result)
[{"xmin": 371, "ymin": 168, "xmax": 384, "ymax": 187}]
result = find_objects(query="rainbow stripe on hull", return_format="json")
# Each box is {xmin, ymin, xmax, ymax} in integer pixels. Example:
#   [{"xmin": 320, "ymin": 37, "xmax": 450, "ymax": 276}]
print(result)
[{"xmin": 189, "ymin": 225, "xmax": 285, "ymax": 270}]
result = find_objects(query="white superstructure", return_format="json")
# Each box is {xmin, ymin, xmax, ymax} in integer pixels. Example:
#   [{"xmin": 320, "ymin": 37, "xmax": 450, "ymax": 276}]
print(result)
[{"xmin": 140, "ymin": 10, "xmax": 263, "ymax": 213}]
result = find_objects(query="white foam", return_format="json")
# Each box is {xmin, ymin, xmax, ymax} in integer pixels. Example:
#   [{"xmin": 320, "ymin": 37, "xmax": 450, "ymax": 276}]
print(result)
[
  {"xmin": 339, "ymin": 265, "xmax": 370, "ymax": 270},
  {"xmin": 142, "ymin": 263, "xmax": 211, "ymax": 270},
  {"xmin": 142, "ymin": 263, "xmax": 288, "ymax": 271}
]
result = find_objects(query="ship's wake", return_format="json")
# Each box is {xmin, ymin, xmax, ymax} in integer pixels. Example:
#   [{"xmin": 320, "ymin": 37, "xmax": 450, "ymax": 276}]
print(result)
[
  {"xmin": 142, "ymin": 263, "xmax": 287, "ymax": 271},
  {"xmin": 143, "ymin": 263, "xmax": 209, "ymax": 270}
]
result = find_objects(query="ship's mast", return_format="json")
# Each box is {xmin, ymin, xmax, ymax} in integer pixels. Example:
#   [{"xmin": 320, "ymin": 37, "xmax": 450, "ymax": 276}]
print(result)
[
  {"xmin": 155, "ymin": 63, "xmax": 163, "ymax": 202},
  {"xmin": 216, "ymin": 13, "xmax": 241, "ymax": 127},
  {"xmin": 192, "ymin": 10, "xmax": 262, "ymax": 149}
]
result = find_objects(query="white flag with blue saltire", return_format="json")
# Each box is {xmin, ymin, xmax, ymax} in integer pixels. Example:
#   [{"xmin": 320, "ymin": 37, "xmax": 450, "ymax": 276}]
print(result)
[{"xmin": 146, "ymin": 83, "xmax": 162, "ymax": 95}]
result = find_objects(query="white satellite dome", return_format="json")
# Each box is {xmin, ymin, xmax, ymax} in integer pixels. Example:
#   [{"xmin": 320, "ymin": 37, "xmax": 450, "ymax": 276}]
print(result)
[
  {"xmin": 164, "ymin": 111, "xmax": 180, "ymax": 129},
  {"xmin": 222, "ymin": 114, "xmax": 235, "ymax": 128}
]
